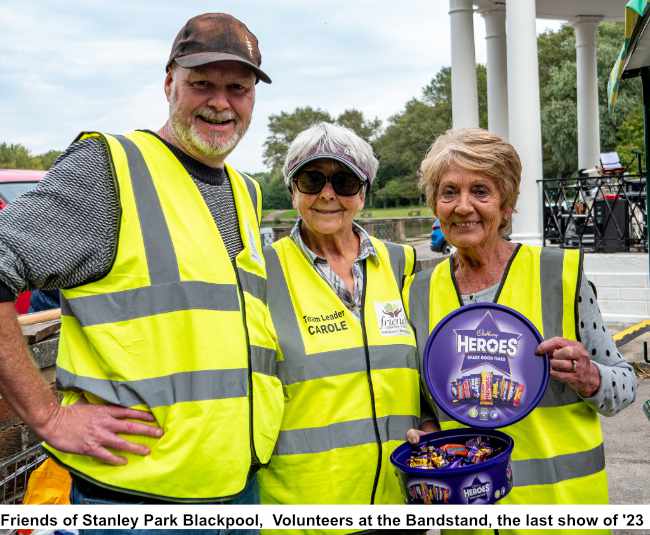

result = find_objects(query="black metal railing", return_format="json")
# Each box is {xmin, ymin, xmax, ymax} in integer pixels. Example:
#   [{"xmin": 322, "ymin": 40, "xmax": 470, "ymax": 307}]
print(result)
[{"xmin": 538, "ymin": 174, "xmax": 647, "ymax": 252}]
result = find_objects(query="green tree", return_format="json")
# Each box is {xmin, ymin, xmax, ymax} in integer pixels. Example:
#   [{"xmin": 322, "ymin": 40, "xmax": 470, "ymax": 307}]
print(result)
[
  {"xmin": 336, "ymin": 109, "xmax": 382, "ymax": 142},
  {"xmin": 373, "ymin": 99, "xmax": 447, "ymax": 206},
  {"xmin": 370, "ymin": 65, "xmax": 488, "ymax": 207},
  {"xmin": 422, "ymin": 66, "xmax": 452, "ymax": 109},
  {"xmin": 252, "ymin": 171, "xmax": 292, "ymax": 210},
  {"xmin": 37, "ymin": 150, "xmax": 63, "ymax": 170},
  {"xmin": 262, "ymin": 107, "xmax": 382, "ymax": 180},
  {"xmin": 263, "ymin": 107, "xmax": 333, "ymax": 175},
  {"xmin": 538, "ymin": 22, "xmax": 643, "ymax": 176},
  {"xmin": 0, "ymin": 143, "xmax": 33, "ymax": 169},
  {"xmin": 0, "ymin": 143, "xmax": 62, "ymax": 170},
  {"xmin": 477, "ymin": 64, "xmax": 488, "ymax": 130},
  {"xmin": 421, "ymin": 64, "xmax": 487, "ymax": 129},
  {"xmin": 373, "ymin": 177, "xmax": 422, "ymax": 207}
]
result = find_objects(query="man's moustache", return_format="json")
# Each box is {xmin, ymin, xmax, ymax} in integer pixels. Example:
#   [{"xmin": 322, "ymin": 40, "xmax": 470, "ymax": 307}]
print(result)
[{"xmin": 195, "ymin": 109, "xmax": 237, "ymax": 122}]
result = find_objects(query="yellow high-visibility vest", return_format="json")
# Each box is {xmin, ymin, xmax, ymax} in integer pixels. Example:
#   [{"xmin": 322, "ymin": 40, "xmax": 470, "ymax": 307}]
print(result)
[
  {"xmin": 259, "ymin": 236, "xmax": 419, "ymax": 535},
  {"xmin": 47, "ymin": 131, "xmax": 283, "ymax": 501},
  {"xmin": 405, "ymin": 245, "xmax": 609, "ymax": 535}
]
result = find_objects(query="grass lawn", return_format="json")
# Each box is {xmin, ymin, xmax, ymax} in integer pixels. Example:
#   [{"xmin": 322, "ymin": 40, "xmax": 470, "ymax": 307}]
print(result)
[{"xmin": 262, "ymin": 205, "xmax": 431, "ymax": 222}]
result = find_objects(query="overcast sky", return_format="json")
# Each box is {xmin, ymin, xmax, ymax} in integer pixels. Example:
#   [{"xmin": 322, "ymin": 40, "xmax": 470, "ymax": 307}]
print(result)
[{"xmin": 0, "ymin": 1, "xmax": 562, "ymax": 172}]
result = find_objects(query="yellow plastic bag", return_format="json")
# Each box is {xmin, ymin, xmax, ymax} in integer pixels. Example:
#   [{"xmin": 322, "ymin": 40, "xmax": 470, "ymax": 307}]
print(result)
[{"xmin": 22, "ymin": 458, "xmax": 71, "ymax": 505}]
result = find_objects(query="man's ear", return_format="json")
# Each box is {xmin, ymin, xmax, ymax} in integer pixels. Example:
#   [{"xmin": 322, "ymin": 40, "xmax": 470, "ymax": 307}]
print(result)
[{"xmin": 164, "ymin": 69, "xmax": 174, "ymax": 101}]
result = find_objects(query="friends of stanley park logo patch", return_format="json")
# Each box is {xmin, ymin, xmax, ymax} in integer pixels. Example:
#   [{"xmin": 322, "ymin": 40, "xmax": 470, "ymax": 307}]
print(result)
[{"xmin": 375, "ymin": 301, "xmax": 410, "ymax": 337}]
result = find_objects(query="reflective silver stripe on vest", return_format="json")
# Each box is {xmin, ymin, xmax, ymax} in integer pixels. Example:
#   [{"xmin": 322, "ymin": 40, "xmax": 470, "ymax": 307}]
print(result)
[
  {"xmin": 60, "ymin": 281, "xmax": 239, "ymax": 327},
  {"xmin": 275, "ymin": 415, "xmax": 418, "ymax": 455},
  {"xmin": 237, "ymin": 268, "xmax": 266, "ymax": 304},
  {"xmin": 264, "ymin": 246, "xmax": 308, "ymax": 360},
  {"xmin": 540, "ymin": 247, "xmax": 564, "ymax": 339},
  {"xmin": 57, "ymin": 367, "xmax": 247, "ymax": 407},
  {"xmin": 538, "ymin": 247, "xmax": 581, "ymax": 407},
  {"xmin": 512, "ymin": 443, "xmax": 605, "ymax": 487},
  {"xmin": 251, "ymin": 345, "xmax": 277, "ymax": 377},
  {"xmin": 278, "ymin": 345, "xmax": 418, "ymax": 385},
  {"xmin": 114, "ymin": 135, "xmax": 179, "ymax": 284},
  {"xmin": 241, "ymin": 173, "xmax": 259, "ymax": 219},
  {"xmin": 537, "ymin": 377, "xmax": 581, "ymax": 407},
  {"xmin": 409, "ymin": 269, "xmax": 433, "ymax": 362},
  {"xmin": 384, "ymin": 242, "xmax": 406, "ymax": 288}
]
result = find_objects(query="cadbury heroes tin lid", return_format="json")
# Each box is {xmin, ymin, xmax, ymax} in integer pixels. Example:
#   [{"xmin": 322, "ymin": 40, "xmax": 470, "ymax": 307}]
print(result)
[{"xmin": 423, "ymin": 303, "xmax": 549, "ymax": 429}]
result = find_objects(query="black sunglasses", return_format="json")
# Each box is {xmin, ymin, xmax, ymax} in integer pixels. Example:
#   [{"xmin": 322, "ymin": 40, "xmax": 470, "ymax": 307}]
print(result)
[{"xmin": 292, "ymin": 169, "xmax": 365, "ymax": 196}]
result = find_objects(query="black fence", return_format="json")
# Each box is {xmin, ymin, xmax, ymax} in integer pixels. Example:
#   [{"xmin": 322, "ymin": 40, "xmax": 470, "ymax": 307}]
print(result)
[{"xmin": 538, "ymin": 174, "xmax": 648, "ymax": 252}]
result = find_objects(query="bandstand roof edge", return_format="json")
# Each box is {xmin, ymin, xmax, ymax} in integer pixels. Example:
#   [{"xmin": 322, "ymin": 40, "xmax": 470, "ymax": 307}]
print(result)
[{"xmin": 474, "ymin": 0, "xmax": 626, "ymax": 21}]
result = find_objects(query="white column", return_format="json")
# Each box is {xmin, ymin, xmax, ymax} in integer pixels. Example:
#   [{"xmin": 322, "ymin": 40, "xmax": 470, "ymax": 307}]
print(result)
[
  {"xmin": 506, "ymin": 0, "xmax": 543, "ymax": 245},
  {"xmin": 449, "ymin": 0, "xmax": 479, "ymax": 128},
  {"xmin": 482, "ymin": 7, "xmax": 508, "ymax": 139},
  {"xmin": 574, "ymin": 15, "xmax": 603, "ymax": 170}
]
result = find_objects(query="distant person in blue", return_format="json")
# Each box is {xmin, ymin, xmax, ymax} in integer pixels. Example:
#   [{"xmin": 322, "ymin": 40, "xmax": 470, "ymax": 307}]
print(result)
[
  {"xmin": 430, "ymin": 217, "xmax": 452, "ymax": 254},
  {"xmin": 29, "ymin": 289, "xmax": 60, "ymax": 312}
]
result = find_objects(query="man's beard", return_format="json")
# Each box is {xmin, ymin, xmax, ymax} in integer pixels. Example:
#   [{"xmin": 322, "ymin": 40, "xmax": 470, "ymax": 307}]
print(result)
[{"xmin": 170, "ymin": 106, "xmax": 248, "ymax": 160}]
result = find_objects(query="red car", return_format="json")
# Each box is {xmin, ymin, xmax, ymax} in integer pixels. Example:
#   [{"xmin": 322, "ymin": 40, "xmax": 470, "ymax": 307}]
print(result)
[{"xmin": 0, "ymin": 169, "xmax": 46, "ymax": 313}]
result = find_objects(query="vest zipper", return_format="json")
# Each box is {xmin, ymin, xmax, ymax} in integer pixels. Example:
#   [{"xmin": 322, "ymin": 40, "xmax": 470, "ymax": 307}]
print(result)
[
  {"xmin": 359, "ymin": 260, "xmax": 382, "ymax": 504},
  {"xmin": 232, "ymin": 260, "xmax": 261, "ymax": 470}
]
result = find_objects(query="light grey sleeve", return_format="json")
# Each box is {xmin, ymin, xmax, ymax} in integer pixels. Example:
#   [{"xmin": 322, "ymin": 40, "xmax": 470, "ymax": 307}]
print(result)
[
  {"xmin": 577, "ymin": 277, "xmax": 637, "ymax": 416},
  {"xmin": 0, "ymin": 138, "xmax": 120, "ymax": 295}
]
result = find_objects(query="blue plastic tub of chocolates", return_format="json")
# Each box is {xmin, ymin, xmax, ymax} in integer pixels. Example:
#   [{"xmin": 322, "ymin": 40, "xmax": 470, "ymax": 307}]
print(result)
[{"xmin": 391, "ymin": 428, "xmax": 514, "ymax": 504}]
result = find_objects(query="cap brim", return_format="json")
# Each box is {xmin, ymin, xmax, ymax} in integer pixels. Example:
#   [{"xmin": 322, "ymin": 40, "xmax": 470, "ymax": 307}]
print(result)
[
  {"xmin": 172, "ymin": 52, "xmax": 272, "ymax": 83},
  {"xmin": 286, "ymin": 154, "xmax": 371, "ymax": 186}
]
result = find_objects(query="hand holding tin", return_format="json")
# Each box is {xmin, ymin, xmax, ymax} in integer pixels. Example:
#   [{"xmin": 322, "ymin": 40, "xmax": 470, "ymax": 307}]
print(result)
[
  {"xmin": 406, "ymin": 419, "xmax": 439, "ymax": 445},
  {"xmin": 536, "ymin": 337, "xmax": 601, "ymax": 398}
]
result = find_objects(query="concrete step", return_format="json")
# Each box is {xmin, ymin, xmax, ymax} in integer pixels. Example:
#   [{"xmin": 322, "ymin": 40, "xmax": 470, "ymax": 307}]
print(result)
[{"xmin": 584, "ymin": 253, "xmax": 649, "ymax": 324}]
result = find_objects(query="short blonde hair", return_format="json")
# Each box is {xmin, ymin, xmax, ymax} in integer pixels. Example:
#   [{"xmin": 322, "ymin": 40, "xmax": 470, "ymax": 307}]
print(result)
[{"xmin": 419, "ymin": 128, "xmax": 522, "ymax": 229}]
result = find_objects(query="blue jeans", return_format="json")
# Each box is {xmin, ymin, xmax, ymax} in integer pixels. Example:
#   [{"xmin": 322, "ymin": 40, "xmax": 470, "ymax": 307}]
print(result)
[{"xmin": 70, "ymin": 475, "xmax": 259, "ymax": 535}]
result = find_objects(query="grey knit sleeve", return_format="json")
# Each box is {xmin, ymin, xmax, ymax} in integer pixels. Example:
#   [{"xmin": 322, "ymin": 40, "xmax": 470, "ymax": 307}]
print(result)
[
  {"xmin": 577, "ymin": 276, "xmax": 637, "ymax": 416},
  {"xmin": 0, "ymin": 138, "xmax": 120, "ymax": 296}
]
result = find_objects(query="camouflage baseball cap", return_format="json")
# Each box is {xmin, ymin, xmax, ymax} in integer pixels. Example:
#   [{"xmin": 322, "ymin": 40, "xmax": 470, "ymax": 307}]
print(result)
[{"xmin": 166, "ymin": 13, "xmax": 271, "ymax": 83}]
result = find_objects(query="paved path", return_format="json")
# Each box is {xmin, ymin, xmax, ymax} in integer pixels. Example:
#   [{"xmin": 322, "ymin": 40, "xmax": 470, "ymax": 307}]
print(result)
[{"xmin": 603, "ymin": 378, "xmax": 650, "ymax": 506}]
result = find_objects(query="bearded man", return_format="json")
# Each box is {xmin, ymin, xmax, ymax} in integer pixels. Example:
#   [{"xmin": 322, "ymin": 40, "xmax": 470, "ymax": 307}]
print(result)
[{"xmin": 0, "ymin": 13, "xmax": 283, "ymax": 528}]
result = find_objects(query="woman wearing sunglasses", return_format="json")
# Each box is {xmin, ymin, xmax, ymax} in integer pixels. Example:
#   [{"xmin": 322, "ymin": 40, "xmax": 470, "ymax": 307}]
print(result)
[{"xmin": 259, "ymin": 123, "xmax": 421, "ymax": 527}]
